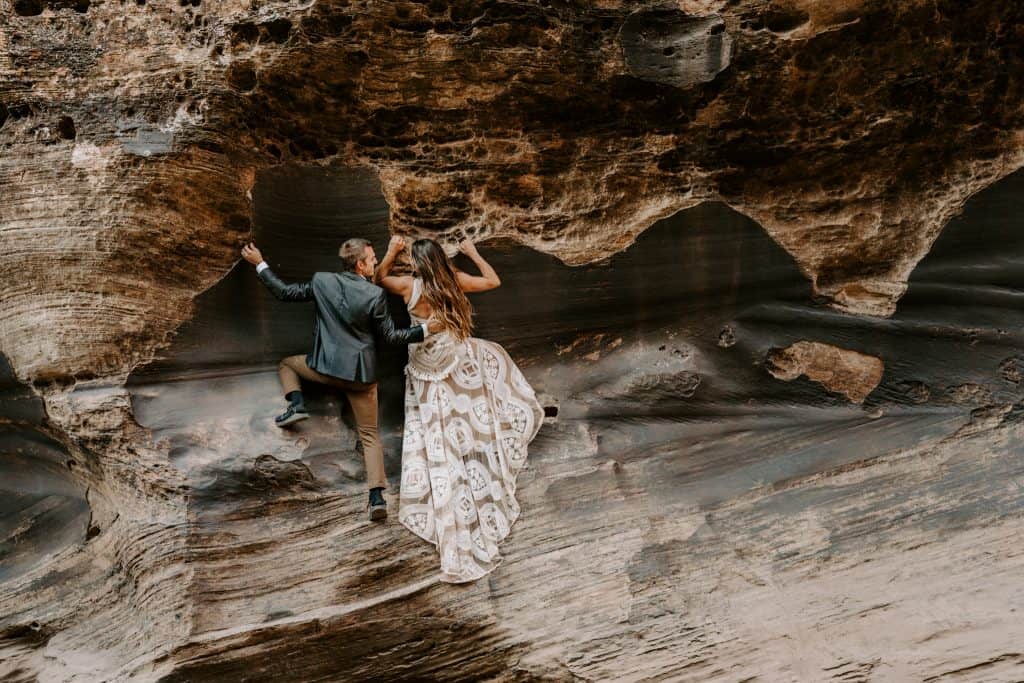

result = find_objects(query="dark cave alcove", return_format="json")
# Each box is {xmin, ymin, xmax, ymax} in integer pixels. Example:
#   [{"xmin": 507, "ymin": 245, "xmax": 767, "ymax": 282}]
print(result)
[
  {"xmin": 126, "ymin": 161, "xmax": 817, "ymax": 499},
  {"xmin": 125, "ymin": 163, "xmax": 1024, "ymax": 504},
  {"xmin": 128, "ymin": 160, "xmax": 819, "ymax": 442}
]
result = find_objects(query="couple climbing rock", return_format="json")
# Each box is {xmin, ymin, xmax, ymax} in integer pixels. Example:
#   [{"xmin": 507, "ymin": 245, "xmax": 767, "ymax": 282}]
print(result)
[{"xmin": 240, "ymin": 235, "xmax": 543, "ymax": 584}]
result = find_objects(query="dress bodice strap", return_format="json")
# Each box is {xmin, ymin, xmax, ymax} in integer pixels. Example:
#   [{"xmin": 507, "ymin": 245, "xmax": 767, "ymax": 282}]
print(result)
[{"xmin": 408, "ymin": 278, "xmax": 423, "ymax": 314}]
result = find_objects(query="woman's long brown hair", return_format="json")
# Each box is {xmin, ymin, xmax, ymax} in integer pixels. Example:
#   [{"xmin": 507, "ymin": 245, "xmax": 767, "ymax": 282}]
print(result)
[{"xmin": 411, "ymin": 239, "xmax": 473, "ymax": 340}]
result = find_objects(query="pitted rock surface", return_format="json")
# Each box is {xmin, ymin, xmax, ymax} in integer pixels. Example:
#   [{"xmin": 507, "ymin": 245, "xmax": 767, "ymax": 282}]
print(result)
[{"xmin": 2, "ymin": 0, "xmax": 1024, "ymax": 382}]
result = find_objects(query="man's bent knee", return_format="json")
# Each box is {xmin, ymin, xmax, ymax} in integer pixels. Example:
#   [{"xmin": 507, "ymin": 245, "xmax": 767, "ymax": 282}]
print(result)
[{"xmin": 277, "ymin": 356, "xmax": 305, "ymax": 396}]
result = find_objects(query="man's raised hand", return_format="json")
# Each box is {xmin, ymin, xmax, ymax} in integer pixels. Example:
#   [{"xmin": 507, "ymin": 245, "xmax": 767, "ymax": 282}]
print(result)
[{"xmin": 241, "ymin": 242, "xmax": 264, "ymax": 266}]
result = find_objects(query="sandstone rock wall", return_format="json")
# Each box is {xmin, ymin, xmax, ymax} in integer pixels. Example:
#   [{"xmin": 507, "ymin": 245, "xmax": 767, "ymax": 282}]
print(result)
[{"xmin": 2, "ymin": 1, "xmax": 1024, "ymax": 681}]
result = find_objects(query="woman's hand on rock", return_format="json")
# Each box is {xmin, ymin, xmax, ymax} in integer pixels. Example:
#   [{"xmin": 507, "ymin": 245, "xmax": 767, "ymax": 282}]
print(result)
[{"xmin": 388, "ymin": 235, "xmax": 406, "ymax": 254}]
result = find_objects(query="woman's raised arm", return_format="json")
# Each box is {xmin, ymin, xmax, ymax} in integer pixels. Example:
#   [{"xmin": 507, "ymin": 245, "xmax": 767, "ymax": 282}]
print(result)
[
  {"xmin": 455, "ymin": 239, "xmax": 501, "ymax": 293},
  {"xmin": 375, "ymin": 235, "xmax": 415, "ymax": 301}
]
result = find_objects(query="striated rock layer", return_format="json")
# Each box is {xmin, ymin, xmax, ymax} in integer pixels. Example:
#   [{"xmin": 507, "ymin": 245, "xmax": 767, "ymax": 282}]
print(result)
[{"xmin": 2, "ymin": 1, "xmax": 1024, "ymax": 681}]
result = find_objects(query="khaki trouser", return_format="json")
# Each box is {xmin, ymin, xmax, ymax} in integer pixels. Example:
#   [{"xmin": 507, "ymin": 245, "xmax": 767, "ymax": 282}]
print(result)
[{"xmin": 278, "ymin": 355, "xmax": 386, "ymax": 490}]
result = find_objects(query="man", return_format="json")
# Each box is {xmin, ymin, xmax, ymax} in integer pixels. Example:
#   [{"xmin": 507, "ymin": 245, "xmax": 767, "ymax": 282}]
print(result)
[{"xmin": 240, "ymin": 238, "xmax": 433, "ymax": 521}]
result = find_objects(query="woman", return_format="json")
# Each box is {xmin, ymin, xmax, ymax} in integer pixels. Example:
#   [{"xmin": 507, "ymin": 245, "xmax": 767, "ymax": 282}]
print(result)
[{"xmin": 376, "ymin": 235, "xmax": 543, "ymax": 583}]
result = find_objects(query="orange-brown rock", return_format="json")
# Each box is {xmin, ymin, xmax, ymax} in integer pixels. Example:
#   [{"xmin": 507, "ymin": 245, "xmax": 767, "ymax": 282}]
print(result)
[{"xmin": 766, "ymin": 341, "xmax": 884, "ymax": 403}]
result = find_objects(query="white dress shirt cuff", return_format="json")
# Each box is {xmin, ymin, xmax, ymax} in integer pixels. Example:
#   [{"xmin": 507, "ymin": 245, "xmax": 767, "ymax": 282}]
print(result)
[
  {"xmin": 421, "ymin": 323, "xmax": 431, "ymax": 339},
  {"xmin": 255, "ymin": 261, "xmax": 269, "ymax": 274}
]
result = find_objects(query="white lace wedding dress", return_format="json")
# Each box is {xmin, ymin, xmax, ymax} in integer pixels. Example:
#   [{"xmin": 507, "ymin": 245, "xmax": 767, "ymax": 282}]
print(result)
[{"xmin": 398, "ymin": 279, "xmax": 543, "ymax": 583}]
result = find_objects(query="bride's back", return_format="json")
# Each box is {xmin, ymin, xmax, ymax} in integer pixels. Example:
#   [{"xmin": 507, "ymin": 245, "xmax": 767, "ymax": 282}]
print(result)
[{"xmin": 407, "ymin": 278, "xmax": 436, "ymax": 323}]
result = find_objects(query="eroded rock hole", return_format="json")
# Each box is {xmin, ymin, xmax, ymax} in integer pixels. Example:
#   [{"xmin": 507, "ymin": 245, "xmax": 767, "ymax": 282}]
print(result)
[
  {"xmin": 7, "ymin": 103, "xmax": 33, "ymax": 120},
  {"xmin": 16, "ymin": 0, "xmax": 91, "ymax": 13},
  {"xmin": 764, "ymin": 6, "xmax": 809, "ymax": 33},
  {"xmin": 13, "ymin": 0, "xmax": 44, "ymax": 16},
  {"xmin": 57, "ymin": 116, "xmax": 76, "ymax": 140},
  {"xmin": 262, "ymin": 18, "xmax": 292, "ymax": 43},
  {"xmin": 227, "ymin": 63, "xmax": 257, "ymax": 92},
  {"xmin": 718, "ymin": 325, "xmax": 737, "ymax": 348},
  {"xmin": 231, "ymin": 22, "xmax": 259, "ymax": 45}
]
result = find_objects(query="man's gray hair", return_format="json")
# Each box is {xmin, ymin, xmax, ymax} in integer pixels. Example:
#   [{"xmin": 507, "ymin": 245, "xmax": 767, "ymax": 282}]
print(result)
[{"xmin": 339, "ymin": 238, "xmax": 371, "ymax": 271}]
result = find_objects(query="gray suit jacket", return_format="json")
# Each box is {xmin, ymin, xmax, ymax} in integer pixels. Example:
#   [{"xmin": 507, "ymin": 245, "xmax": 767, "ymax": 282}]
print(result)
[{"xmin": 258, "ymin": 267, "xmax": 424, "ymax": 384}]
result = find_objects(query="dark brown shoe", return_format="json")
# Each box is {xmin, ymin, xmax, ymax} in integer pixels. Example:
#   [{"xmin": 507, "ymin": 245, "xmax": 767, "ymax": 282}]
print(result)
[{"xmin": 367, "ymin": 488, "xmax": 387, "ymax": 522}]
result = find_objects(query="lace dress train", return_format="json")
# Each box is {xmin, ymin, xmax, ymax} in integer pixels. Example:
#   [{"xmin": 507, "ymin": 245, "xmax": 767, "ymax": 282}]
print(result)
[{"xmin": 398, "ymin": 280, "xmax": 543, "ymax": 583}]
